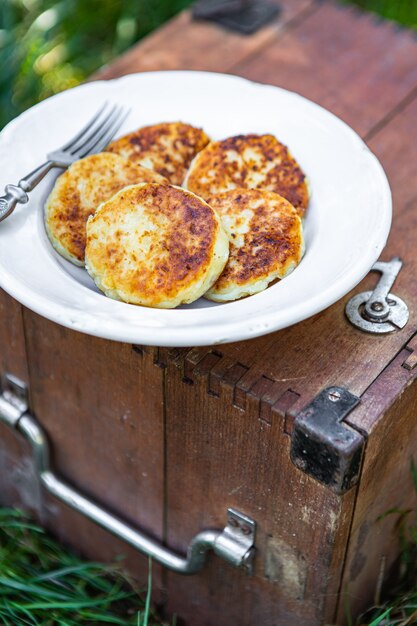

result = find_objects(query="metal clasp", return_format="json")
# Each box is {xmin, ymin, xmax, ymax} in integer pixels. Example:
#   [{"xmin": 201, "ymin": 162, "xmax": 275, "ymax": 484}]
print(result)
[
  {"xmin": 345, "ymin": 257, "xmax": 409, "ymax": 334},
  {"xmin": 214, "ymin": 509, "xmax": 256, "ymax": 573},
  {"xmin": 192, "ymin": 0, "xmax": 280, "ymax": 35}
]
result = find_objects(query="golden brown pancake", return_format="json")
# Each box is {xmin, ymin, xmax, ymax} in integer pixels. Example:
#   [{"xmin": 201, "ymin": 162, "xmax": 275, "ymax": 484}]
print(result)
[
  {"xmin": 85, "ymin": 183, "xmax": 229, "ymax": 309},
  {"xmin": 45, "ymin": 152, "xmax": 167, "ymax": 266},
  {"xmin": 204, "ymin": 189, "xmax": 304, "ymax": 302},
  {"xmin": 184, "ymin": 134, "xmax": 309, "ymax": 216},
  {"xmin": 106, "ymin": 122, "xmax": 210, "ymax": 185}
]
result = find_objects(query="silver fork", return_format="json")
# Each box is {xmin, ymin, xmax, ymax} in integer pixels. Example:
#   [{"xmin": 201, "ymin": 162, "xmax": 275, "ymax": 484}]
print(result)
[{"xmin": 0, "ymin": 102, "xmax": 129, "ymax": 223}]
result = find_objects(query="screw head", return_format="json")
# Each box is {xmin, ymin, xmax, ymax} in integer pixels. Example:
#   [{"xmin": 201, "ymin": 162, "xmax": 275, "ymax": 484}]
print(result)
[
  {"xmin": 228, "ymin": 517, "xmax": 239, "ymax": 528},
  {"xmin": 328, "ymin": 389, "xmax": 341, "ymax": 402},
  {"xmin": 240, "ymin": 525, "xmax": 252, "ymax": 535},
  {"xmin": 371, "ymin": 301, "xmax": 384, "ymax": 312}
]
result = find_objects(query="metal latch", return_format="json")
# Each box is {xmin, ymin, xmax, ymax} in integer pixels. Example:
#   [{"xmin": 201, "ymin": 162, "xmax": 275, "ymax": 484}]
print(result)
[
  {"xmin": 345, "ymin": 257, "xmax": 409, "ymax": 334},
  {"xmin": 192, "ymin": 0, "xmax": 280, "ymax": 35},
  {"xmin": 0, "ymin": 374, "xmax": 256, "ymax": 576}
]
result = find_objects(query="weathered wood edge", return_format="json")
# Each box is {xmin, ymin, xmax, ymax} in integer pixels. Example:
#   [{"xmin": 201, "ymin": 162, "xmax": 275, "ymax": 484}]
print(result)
[
  {"xmin": 335, "ymin": 348, "xmax": 417, "ymax": 622},
  {"xmin": 139, "ymin": 334, "xmax": 417, "ymax": 437}
]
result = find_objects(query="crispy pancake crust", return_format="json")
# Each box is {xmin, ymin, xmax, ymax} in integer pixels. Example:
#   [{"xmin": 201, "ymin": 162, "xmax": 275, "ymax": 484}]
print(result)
[
  {"xmin": 106, "ymin": 122, "xmax": 210, "ymax": 185},
  {"xmin": 85, "ymin": 183, "xmax": 229, "ymax": 309},
  {"xmin": 45, "ymin": 152, "xmax": 167, "ymax": 266},
  {"xmin": 184, "ymin": 134, "xmax": 309, "ymax": 216},
  {"xmin": 204, "ymin": 189, "xmax": 304, "ymax": 302}
]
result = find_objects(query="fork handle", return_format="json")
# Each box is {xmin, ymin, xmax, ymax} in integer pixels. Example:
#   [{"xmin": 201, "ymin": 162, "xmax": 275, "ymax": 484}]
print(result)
[{"xmin": 0, "ymin": 160, "xmax": 54, "ymax": 223}]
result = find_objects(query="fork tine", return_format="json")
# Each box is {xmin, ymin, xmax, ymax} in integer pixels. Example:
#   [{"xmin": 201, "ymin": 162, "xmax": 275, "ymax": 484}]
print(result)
[
  {"xmin": 81, "ymin": 108, "xmax": 131, "ymax": 156},
  {"xmin": 68, "ymin": 103, "xmax": 119, "ymax": 155},
  {"xmin": 60, "ymin": 102, "xmax": 110, "ymax": 151},
  {"xmin": 75, "ymin": 106, "xmax": 127, "ymax": 158}
]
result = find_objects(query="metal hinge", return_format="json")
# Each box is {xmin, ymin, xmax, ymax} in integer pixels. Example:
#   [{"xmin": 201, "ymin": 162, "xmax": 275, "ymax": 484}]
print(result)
[
  {"xmin": 192, "ymin": 0, "xmax": 280, "ymax": 35},
  {"xmin": 345, "ymin": 257, "xmax": 409, "ymax": 334},
  {"xmin": 0, "ymin": 374, "xmax": 256, "ymax": 575},
  {"xmin": 290, "ymin": 387, "xmax": 364, "ymax": 494}
]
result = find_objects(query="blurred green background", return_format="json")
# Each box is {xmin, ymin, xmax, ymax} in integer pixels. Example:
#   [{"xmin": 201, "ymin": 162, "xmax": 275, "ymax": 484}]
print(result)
[
  {"xmin": 1, "ymin": 0, "xmax": 417, "ymax": 130},
  {"xmin": 0, "ymin": 0, "xmax": 193, "ymax": 129}
]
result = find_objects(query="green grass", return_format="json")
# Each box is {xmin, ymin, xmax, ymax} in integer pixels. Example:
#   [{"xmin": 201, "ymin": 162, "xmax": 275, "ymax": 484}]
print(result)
[
  {"xmin": 0, "ymin": 0, "xmax": 194, "ymax": 129},
  {"xmin": 341, "ymin": 0, "xmax": 417, "ymax": 29},
  {"xmin": 0, "ymin": 508, "xmax": 164, "ymax": 626}
]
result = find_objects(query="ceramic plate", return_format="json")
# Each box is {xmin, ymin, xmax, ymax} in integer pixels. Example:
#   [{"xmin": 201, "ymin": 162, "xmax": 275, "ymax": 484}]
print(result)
[{"xmin": 0, "ymin": 71, "xmax": 391, "ymax": 346}]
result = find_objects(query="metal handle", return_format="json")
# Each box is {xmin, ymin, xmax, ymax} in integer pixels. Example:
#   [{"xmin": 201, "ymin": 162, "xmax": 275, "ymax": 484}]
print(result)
[
  {"xmin": 0, "ymin": 374, "xmax": 256, "ymax": 575},
  {"xmin": 0, "ymin": 161, "xmax": 54, "ymax": 223}
]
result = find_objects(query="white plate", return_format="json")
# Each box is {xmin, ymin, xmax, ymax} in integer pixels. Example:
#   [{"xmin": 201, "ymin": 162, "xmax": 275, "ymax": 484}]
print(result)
[{"xmin": 0, "ymin": 71, "xmax": 391, "ymax": 347}]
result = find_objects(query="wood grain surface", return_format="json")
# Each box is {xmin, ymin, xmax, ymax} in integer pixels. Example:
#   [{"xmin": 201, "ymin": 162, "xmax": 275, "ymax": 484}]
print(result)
[
  {"xmin": 0, "ymin": 289, "xmax": 31, "ymax": 509},
  {"xmin": 0, "ymin": 289, "xmax": 28, "ymax": 383},
  {"xmin": 96, "ymin": 0, "xmax": 314, "ymax": 79},
  {"xmin": 237, "ymin": 3, "xmax": 417, "ymax": 137},
  {"xmin": 162, "ymin": 350, "xmax": 358, "ymax": 625},
  {"xmin": 340, "ymin": 349, "xmax": 417, "ymax": 621}
]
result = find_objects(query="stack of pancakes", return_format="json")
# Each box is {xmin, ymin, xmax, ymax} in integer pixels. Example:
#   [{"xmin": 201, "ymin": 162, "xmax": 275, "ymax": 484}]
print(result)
[{"xmin": 45, "ymin": 121, "xmax": 308, "ymax": 309}]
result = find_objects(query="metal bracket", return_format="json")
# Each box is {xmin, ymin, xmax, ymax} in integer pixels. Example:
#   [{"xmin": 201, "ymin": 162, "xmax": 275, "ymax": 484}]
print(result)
[
  {"xmin": 192, "ymin": 0, "xmax": 280, "ymax": 35},
  {"xmin": 215, "ymin": 509, "xmax": 256, "ymax": 572},
  {"xmin": 345, "ymin": 257, "xmax": 409, "ymax": 334},
  {"xmin": 290, "ymin": 387, "xmax": 364, "ymax": 494},
  {"xmin": 0, "ymin": 374, "xmax": 256, "ymax": 575},
  {"xmin": 0, "ymin": 373, "xmax": 29, "ymax": 427}
]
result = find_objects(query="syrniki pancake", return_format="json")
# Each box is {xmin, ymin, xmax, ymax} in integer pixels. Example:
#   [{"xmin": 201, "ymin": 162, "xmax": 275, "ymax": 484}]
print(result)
[
  {"xmin": 45, "ymin": 152, "xmax": 167, "ymax": 266},
  {"xmin": 106, "ymin": 122, "xmax": 210, "ymax": 185},
  {"xmin": 184, "ymin": 133, "xmax": 309, "ymax": 216},
  {"xmin": 204, "ymin": 189, "xmax": 304, "ymax": 302},
  {"xmin": 85, "ymin": 183, "xmax": 229, "ymax": 309}
]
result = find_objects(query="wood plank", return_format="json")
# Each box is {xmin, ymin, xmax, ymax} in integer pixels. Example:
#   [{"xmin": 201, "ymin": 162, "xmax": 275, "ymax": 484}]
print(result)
[
  {"xmin": 0, "ymin": 290, "xmax": 30, "ymax": 509},
  {"xmin": 368, "ymin": 96, "xmax": 417, "ymax": 211},
  {"xmin": 236, "ymin": 2, "xmax": 417, "ymax": 137},
  {"xmin": 95, "ymin": 0, "xmax": 315, "ymax": 80},
  {"xmin": 0, "ymin": 289, "xmax": 28, "ymax": 383},
  {"xmin": 162, "ymin": 354, "xmax": 357, "ymax": 625},
  {"xmin": 20, "ymin": 311, "xmax": 166, "ymax": 590},
  {"xmin": 336, "ymin": 350, "xmax": 417, "ymax": 622}
]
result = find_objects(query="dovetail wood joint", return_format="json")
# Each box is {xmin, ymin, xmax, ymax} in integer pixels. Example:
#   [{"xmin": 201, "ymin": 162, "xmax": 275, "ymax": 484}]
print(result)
[
  {"xmin": 401, "ymin": 332, "xmax": 417, "ymax": 371},
  {"xmin": 142, "ymin": 346, "xmax": 300, "ymax": 420},
  {"xmin": 290, "ymin": 387, "xmax": 364, "ymax": 494}
]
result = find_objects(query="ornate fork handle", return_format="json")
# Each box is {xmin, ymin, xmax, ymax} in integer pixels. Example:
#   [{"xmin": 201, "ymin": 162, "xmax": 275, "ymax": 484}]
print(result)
[
  {"xmin": 0, "ymin": 161, "xmax": 55, "ymax": 223},
  {"xmin": 0, "ymin": 104, "xmax": 127, "ymax": 224}
]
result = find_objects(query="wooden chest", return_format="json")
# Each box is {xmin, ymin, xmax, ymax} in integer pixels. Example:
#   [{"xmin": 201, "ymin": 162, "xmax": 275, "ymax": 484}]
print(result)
[
  {"xmin": 2, "ymin": 290, "xmax": 417, "ymax": 626},
  {"xmin": 2, "ymin": 2, "xmax": 417, "ymax": 625}
]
